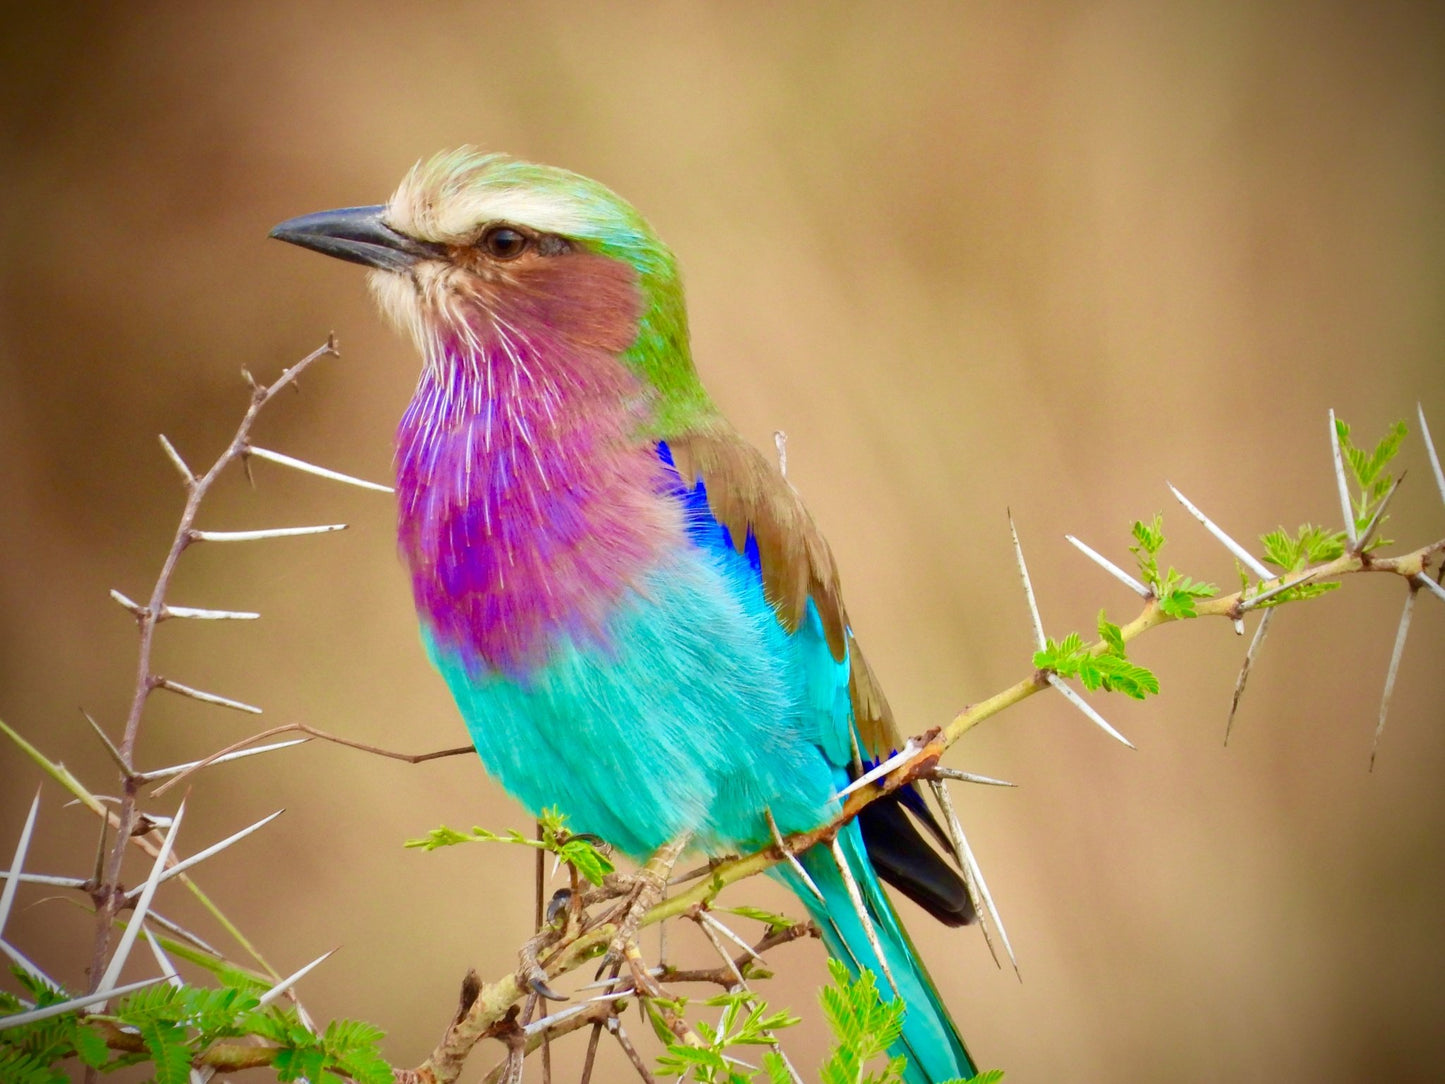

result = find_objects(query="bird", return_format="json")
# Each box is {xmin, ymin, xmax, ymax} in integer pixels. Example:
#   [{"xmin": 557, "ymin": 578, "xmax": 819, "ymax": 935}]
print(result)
[{"xmin": 271, "ymin": 149, "xmax": 978, "ymax": 1082}]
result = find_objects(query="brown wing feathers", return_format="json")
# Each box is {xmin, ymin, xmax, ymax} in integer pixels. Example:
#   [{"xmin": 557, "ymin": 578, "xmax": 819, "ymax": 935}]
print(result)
[
  {"xmin": 666, "ymin": 428, "xmax": 900, "ymax": 763},
  {"xmin": 667, "ymin": 426, "xmax": 974, "ymax": 927}
]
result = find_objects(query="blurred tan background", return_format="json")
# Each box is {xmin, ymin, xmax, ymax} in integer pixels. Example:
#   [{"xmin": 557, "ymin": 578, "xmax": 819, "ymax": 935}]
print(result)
[{"xmin": 2, "ymin": 3, "xmax": 1443, "ymax": 1081}]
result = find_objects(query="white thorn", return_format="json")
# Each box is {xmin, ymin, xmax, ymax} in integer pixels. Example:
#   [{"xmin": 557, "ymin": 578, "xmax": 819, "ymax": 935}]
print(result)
[
  {"xmin": 189, "ymin": 524, "xmax": 347, "ymax": 542},
  {"xmin": 773, "ymin": 430, "xmax": 788, "ymax": 478},
  {"xmin": 1371, "ymin": 589, "xmax": 1417, "ymax": 769},
  {"xmin": 1046, "ymin": 674, "xmax": 1135, "ymax": 748},
  {"xmin": 109, "ymin": 588, "xmax": 146, "ymax": 616},
  {"xmin": 257, "ymin": 948, "xmax": 337, "ymax": 1010},
  {"xmin": 930, "ymin": 778, "xmax": 1018, "ymax": 977},
  {"xmin": 1232, "ymin": 617, "xmax": 1245, "ymax": 635},
  {"xmin": 1009, "ymin": 512, "xmax": 1046, "ymax": 651},
  {"xmin": 828, "ymin": 836, "xmax": 899, "ymax": 998},
  {"xmin": 695, "ymin": 914, "xmax": 750, "ymax": 988},
  {"xmin": 0, "ymin": 976, "xmax": 164, "ymax": 1030},
  {"xmin": 143, "ymin": 928, "xmax": 183, "ymax": 987},
  {"xmin": 522, "ymin": 1002, "xmax": 595, "ymax": 1037},
  {"xmin": 136, "ymin": 739, "xmax": 308, "ymax": 782},
  {"xmin": 0, "ymin": 872, "xmax": 87, "ymax": 888},
  {"xmin": 930, "ymin": 766, "xmax": 1017, "ymax": 787},
  {"xmin": 698, "ymin": 909, "xmax": 766, "ymax": 965},
  {"xmin": 157, "ymin": 434, "xmax": 195, "ymax": 484},
  {"xmin": 1240, "ymin": 569, "xmax": 1324, "ymax": 612},
  {"xmin": 1418, "ymin": 404, "xmax": 1445, "ymax": 510},
  {"xmin": 576, "ymin": 968, "xmax": 659, "ymax": 992},
  {"xmin": 244, "ymin": 444, "xmax": 394, "ymax": 493},
  {"xmin": 125, "ymin": 810, "xmax": 283, "ymax": 902},
  {"xmin": 1064, "ymin": 535, "xmax": 1151, "ymax": 598},
  {"xmin": 765, "ymin": 809, "xmax": 822, "ymax": 903},
  {"xmin": 154, "ymin": 678, "xmax": 262, "ymax": 715},
  {"xmin": 1165, "ymin": 484, "xmax": 1272, "ymax": 579},
  {"xmin": 1329, "ymin": 410, "xmax": 1358, "ymax": 546},
  {"xmin": 1412, "ymin": 572, "xmax": 1445, "ymax": 605},
  {"xmin": 1225, "ymin": 609, "xmax": 1275, "ymax": 744},
  {"xmin": 161, "ymin": 604, "xmax": 261, "ymax": 621},
  {"xmin": 835, "ymin": 739, "xmax": 920, "ymax": 800},
  {"xmin": 146, "ymin": 909, "xmax": 222, "ymax": 957},
  {"xmin": 96, "ymin": 799, "xmax": 187, "ymax": 1003},
  {"xmin": 0, "ymin": 790, "xmax": 41, "ymax": 939}
]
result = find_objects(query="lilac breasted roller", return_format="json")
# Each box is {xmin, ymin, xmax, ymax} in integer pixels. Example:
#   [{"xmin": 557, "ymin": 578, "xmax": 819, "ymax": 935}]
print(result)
[{"xmin": 272, "ymin": 150, "xmax": 978, "ymax": 1082}]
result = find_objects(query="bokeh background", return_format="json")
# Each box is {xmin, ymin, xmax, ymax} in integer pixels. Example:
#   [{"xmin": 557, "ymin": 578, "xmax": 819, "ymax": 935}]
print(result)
[{"xmin": 2, "ymin": 3, "xmax": 1443, "ymax": 1081}]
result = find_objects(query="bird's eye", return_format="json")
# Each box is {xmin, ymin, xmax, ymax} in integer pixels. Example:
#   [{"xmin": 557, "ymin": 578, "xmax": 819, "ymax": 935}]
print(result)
[{"xmin": 481, "ymin": 226, "xmax": 529, "ymax": 260}]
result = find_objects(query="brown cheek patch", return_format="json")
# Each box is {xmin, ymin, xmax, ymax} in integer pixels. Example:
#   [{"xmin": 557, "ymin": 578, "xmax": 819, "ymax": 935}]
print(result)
[
  {"xmin": 509, "ymin": 252, "xmax": 642, "ymax": 353},
  {"xmin": 444, "ymin": 247, "xmax": 642, "ymax": 353}
]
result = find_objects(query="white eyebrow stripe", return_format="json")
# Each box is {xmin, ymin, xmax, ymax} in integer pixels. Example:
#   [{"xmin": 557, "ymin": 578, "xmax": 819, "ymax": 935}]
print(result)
[{"xmin": 429, "ymin": 188, "xmax": 598, "ymax": 241}]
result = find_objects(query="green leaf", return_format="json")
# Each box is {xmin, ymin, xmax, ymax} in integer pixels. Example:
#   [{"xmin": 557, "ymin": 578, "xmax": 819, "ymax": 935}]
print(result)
[
  {"xmin": 557, "ymin": 836, "xmax": 615, "ymax": 885},
  {"xmin": 1261, "ymin": 524, "xmax": 1346, "ymax": 572},
  {"xmin": 401, "ymin": 826, "xmax": 479, "ymax": 855},
  {"xmin": 322, "ymin": 1019, "xmax": 391, "ymax": 1084},
  {"xmin": 137, "ymin": 1018, "xmax": 191, "ymax": 1084},
  {"xmin": 1335, "ymin": 418, "xmax": 1409, "ymax": 540},
  {"xmin": 1158, "ymin": 574, "xmax": 1217, "ymax": 619},
  {"xmin": 72, "ymin": 1023, "xmax": 110, "ymax": 1069},
  {"xmin": 1097, "ymin": 610, "xmax": 1125, "ymax": 655},
  {"xmin": 720, "ymin": 905, "xmax": 800, "ymax": 935},
  {"xmin": 0, "ymin": 1047, "xmax": 67, "ymax": 1084},
  {"xmin": 1129, "ymin": 514, "xmax": 1165, "ymax": 588},
  {"xmin": 1035, "ymin": 633, "xmax": 1159, "ymax": 699}
]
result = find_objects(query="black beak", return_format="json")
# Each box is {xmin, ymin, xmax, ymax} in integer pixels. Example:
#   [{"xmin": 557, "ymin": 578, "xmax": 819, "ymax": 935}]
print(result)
[{"xmin": 268, "ymin": 205, "xmax": 448, "ymax": 272}]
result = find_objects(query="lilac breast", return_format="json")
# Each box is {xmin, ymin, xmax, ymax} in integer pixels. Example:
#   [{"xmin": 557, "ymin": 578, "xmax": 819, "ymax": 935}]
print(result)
[{"xmin": 395, "ymin": 329, "xmax": 675, "ymax": 677}]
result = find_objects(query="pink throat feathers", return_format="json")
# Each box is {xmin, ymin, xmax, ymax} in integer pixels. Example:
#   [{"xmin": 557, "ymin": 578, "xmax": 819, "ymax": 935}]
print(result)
[{"xmin": 393, "ymin": 310, "xmax": 677, "ymax": 676}]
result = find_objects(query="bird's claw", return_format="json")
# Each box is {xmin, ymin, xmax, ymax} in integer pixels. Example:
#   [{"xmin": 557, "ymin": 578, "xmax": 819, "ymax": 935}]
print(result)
[
  {"xmin": 518, "ymin": 931, "xmax": 568, "ymax": 1002},
  {"xmin": 545, "ymin": 887, "xmax": 572, "ymax": 927},
  {"xmin": 527, "ymin": 974, "xmax": 567, "ymax": 1002}
]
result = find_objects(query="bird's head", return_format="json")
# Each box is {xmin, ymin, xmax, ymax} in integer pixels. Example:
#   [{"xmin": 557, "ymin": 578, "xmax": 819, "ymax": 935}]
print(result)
[{"xmin": 271, "ymin": 149, "xmax": 705, "ymax": 429}]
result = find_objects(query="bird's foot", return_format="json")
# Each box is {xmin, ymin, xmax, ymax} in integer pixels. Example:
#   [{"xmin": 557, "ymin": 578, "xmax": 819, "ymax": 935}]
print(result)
[{"xmin": 599, "ymin": 833, "xmax": 691, "ymax": 968}]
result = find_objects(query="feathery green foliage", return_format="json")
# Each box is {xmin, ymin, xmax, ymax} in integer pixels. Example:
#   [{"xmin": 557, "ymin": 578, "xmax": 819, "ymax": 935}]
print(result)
[
  {"xmin": 1034, "ymin": 621, "xmax": 1160, "ymax": 700},
  {"xmin": 1129, "ymin": 514, "xmax": 1219, "ymax": 618},
  {"xmin": 405, "ymin": 805, "xmax": 615, "ymax": 884},
  {"xmin": 1337, "ymin": 417, "xmax": 1408, "ymax": 543},
  {"xmin": 656, "ymin": 991, "xmax": 801, "ymax": 1083},
  {"xmin": 651, "ymin": 961, "xmax": 1002, "ymax": 1083},
  {"xmin": 1243, "ymin": 418, "xmax": 1408, "ymax": 606},
  {"xmin": 813, "ymin": 960, "xmax": 1001, "ymax": 1084},
  {"xmin": 0, "ymin": 967, "xmax": 390, "ymax": 1083}
]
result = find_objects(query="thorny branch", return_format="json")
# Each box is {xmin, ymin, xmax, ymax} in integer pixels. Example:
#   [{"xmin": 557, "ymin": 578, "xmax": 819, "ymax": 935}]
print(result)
[{"xmin": 85, "ymin": 339, "xmax": 347, "ymax": 1005}]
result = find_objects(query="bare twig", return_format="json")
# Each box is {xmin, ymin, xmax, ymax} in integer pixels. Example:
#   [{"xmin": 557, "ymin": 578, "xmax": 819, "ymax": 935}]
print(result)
[
  {"xmin": 89, "ymin": 339, "xmax": 340, "ymax": 996},
  {"xmin": 150, "ymin": 722, "xmax": 471, "ymax": 797}
]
